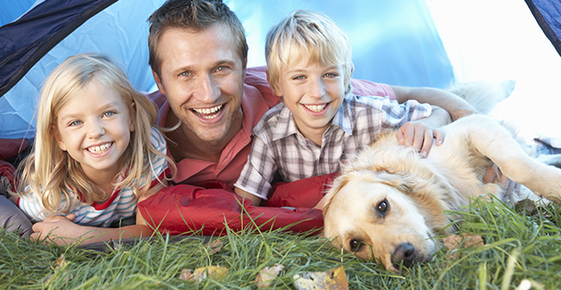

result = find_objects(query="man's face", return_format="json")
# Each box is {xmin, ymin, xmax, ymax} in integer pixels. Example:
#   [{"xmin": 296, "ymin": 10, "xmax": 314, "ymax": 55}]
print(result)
[{"xmin": 153, "ymin": 24, "xmax": 246, "ymax": 145}]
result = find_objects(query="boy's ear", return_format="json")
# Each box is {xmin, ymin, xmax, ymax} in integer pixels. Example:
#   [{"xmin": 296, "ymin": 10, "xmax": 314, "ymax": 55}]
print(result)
[
  {"xmin": 266, "ymin": 70, "xmax": 283, "ymax": 97},
  {"xmin": 51, "ymin": 125, "xmax": 67, "ymax": 151},
  {"xmin": 129, "ymin": 102, "xmax": 136, "ymax": 132}
]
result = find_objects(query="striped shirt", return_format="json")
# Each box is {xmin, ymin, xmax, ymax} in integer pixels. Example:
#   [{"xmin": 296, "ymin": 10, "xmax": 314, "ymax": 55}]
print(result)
[
  {"xmin": 18, "ymin": 127, "xmax": 168, "ymax": 227},
  {"xmin": 234, "ymin": 94, "xmax": 432, "ymax": 199}
]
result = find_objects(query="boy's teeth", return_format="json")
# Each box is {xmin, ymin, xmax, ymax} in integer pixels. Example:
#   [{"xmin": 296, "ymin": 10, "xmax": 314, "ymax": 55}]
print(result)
[
  {"xmin": 88, "ymin": 143, "xmax": 111, "ymax": 154},
  {"xmin": 304, "ymin": 104, "xmax": 327, "ymax": 112},
  {"xmin": 193, "ymin": 105, "xmax": 223, "ymax": 119}
]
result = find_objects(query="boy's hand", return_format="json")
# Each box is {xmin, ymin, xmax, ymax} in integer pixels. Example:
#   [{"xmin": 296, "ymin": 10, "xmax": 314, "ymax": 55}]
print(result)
[{"xmin": 396, "ymin": 122, "xmax": 444, "ymax": 157}]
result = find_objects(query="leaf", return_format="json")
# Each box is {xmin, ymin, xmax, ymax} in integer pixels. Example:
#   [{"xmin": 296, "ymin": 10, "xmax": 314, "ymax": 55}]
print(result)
[
  {"xmin": 254, "ymin": 263, "xmax": 284, "ymax": 288},
  {"xmin": 53, "ymin": 254, "xmax": 67, "ymax": 270},
  {"xmin": 178, "ymin": 266, "xmax": 228, "ymax": 283},
  {"xmin": 293, "ymin": 266, "xmax": 348, "ymax": 290},
  {"xmin": 207, "ymin": 239, "xmax": 223, "ymax": 255},
  {"xmin": 443, "ymin": 233, "xmax": 484, "ymax": 261}
]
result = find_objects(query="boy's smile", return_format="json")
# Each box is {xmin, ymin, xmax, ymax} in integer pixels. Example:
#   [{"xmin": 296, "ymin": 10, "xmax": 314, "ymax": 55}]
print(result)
[{"xmin": 274, "ymin": 59, "xmax": 346, "ymax": 145}]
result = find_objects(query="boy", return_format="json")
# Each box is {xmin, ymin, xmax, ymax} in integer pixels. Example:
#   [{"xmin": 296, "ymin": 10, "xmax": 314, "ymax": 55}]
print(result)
[{"xmin": 234, "ymin": 10, "xmax": 451, "ymax": 207}]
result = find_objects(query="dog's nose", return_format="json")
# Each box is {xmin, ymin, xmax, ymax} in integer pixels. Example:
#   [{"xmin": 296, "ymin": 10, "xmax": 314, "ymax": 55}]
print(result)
[{"xmin": 391, "ymin": 243, "xmax": 418, "ymax": 268}]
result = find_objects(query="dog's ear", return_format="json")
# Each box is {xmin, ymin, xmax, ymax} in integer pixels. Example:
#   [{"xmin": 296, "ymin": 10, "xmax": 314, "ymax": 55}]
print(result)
[{"xmin": 322, "ymin": 172, "xmax": 355, "ymax": 216}]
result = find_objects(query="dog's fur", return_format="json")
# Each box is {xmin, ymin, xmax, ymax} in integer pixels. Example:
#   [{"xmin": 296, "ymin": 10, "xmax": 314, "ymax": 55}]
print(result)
[{"xmin": 322, "ymin": 81, "xmax": 561, "ymax": 272}]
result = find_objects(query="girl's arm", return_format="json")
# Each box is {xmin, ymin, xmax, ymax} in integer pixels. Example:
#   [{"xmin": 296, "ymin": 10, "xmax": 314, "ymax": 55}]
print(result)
[{"xmin": 31, "ymin": 182, "xmax": 166, "ymax": 246}]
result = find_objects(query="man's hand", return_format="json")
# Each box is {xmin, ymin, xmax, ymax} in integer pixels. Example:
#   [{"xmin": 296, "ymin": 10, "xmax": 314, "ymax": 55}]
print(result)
[
  {"xmin": 396, "ymin": 122, "xmax": 444, "ymax": 158},
  {"xmin": 31, "ymin": 214, "xmax": 83, "ymax": 245}
]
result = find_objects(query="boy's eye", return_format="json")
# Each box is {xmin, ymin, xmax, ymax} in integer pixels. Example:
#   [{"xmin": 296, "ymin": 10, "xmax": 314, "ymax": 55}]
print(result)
[
  {"xmin": 324, "ymin": 73, "xmax": 338, "ymax": 78},
  {"xmin": 103, "ymin": 111, "xmax": 116, "ymax": 118},
  {"xmin": 292, "ymin": 75, "xmax": 305, "ymax": 80}
]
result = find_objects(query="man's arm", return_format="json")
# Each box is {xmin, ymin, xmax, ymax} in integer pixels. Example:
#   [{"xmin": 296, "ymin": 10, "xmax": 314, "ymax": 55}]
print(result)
[{"xmin": 392, "ymin": 85, "xmax": 478, "ymax": 121}]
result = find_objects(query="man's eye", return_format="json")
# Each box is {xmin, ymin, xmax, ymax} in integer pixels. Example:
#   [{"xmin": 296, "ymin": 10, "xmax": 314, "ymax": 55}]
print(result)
[
  {"xmin": 179, "ymin": 71, "xmax": 191, "ymax": 77},
  {"xmin": 216, "ymin": 66, "xmax": 226, "ymax": 72}
]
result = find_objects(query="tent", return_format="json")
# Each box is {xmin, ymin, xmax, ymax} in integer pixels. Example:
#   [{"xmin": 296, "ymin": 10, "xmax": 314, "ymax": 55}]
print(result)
[
  {"xmin": 1, "ymin": 0, "xmax": 560, "ymax": 234},
  {"xmin": 2, "ymin": 0, "xmax": 560, "ymax": 140}
]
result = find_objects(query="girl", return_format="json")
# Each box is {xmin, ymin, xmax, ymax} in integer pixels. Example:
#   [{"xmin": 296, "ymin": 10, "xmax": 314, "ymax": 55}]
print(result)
[{"xmin": 14, "ymin": 53, "xmax": 174, "ymax": 245}]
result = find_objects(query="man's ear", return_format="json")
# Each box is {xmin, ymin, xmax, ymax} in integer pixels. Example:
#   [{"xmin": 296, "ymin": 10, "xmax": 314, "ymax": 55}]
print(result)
[
  {"xmin": 129, "ymin": 102, "xmax": 136, "ymax": 132},
  {"xmin": 266, "ymin": 70, "xmax": 283, "ymax": 97},
  {"xmin": 51, "ymin": 125, "xmax": 67, "ymax": 151},
  {"xmin": 152, "ymin": 69, "xmax": 165, "ymax": 95}
]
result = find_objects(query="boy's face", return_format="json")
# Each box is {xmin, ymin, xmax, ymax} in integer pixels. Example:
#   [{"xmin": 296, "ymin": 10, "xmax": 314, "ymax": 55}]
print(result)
[{"xmin": 273, "ymin": 59, "xmax": 346, "ymax": 141}]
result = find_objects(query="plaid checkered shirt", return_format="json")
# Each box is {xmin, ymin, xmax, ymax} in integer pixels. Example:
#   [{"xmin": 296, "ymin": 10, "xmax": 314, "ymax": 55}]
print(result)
[{"xmin": 234, "ymin": 94, "xmax": 432, "ymax": 199}]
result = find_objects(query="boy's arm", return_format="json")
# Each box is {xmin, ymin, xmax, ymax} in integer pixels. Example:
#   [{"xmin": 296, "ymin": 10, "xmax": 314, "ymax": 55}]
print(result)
[
  {"xmin": 396, "ymin": 106, "xmax": 451, "ymax": 157},
  {"xmin": 234, "ymin": 187, "xmax": 263, "ymax": 206},
  {"xmin": 391, "ymin": 85, "xmax": 478, "ymax": 121}
]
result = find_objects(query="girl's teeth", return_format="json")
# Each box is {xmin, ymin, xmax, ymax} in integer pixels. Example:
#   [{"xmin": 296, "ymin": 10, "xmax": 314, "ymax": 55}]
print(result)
[
  {"xmin": 88, "ymin": 143, "xmax": 111, "ymax": 154},
  {"xmin": 305, "ymin": 104, "xmax": 327, "ymax": 112}
]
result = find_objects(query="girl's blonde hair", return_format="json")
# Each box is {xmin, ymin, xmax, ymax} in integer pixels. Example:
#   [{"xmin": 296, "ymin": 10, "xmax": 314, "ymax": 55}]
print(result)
[
  {"xmin": 265, "ymin": 10, "xmax": 354, "ymax": 95},
  {"xmin": 17, "ymin": 53, "xmax": 174, "ymax": 214}
]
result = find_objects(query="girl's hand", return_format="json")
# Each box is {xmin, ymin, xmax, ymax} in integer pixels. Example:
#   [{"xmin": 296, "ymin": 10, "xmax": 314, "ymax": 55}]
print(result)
[
  {"xmin": 31, "ymin": 214, "xmax": 83, "ymax": 245},
  {"xmin": 396, "ymin": 122, "xmax": 444, "ymax": 158}
]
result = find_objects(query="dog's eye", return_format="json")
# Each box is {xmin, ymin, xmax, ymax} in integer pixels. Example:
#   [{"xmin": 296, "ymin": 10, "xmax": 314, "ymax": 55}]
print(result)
[
  {"xmin": 377, "ymin": 199, "xmax": 389, "ymax": 216},
  {"xmin": 349, "ymin": 239, "xmax": 363, "ymax": 252}
]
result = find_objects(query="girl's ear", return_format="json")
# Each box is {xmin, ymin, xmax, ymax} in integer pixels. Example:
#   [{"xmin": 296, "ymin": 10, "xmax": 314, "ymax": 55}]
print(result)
[
  {"xmin": 129, "ymin": 102, "xmax": 136, "ymax": 132},
  {"xmin": 51, "ymin": 125, "xmax": 67, "ymax": 151},
  {"xmin": 266, "ymin": 70, "xmax": 283, "ymax": 97}
]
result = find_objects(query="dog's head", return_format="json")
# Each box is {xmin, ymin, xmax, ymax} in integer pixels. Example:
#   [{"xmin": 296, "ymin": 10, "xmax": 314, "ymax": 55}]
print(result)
[{"xmin": 323, "ymin": 170, "xmax": 452, "ymax": 272}]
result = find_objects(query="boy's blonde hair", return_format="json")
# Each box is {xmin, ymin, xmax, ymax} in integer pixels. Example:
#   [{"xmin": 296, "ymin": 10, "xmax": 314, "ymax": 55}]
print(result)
[
  {"xmin": 17, "ymin": 53, "xmax": 174, "ymax": 214},
  {"xmin": 265, "ymin": 10, "xmax": 354, "ymax": 95}
]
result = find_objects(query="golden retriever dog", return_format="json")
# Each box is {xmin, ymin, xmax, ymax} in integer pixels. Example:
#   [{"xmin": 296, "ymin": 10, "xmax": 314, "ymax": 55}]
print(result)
[{"xmin": 322, "ymin": 81, "xmax": 561, "ymax": 272}]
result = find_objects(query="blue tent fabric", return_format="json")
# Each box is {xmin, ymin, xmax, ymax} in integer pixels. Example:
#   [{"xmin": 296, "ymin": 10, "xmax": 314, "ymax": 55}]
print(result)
[
  {"xmin": 525, "ymin": 0, "xmax": 561, "ymax": 57},
  {"xmin": 0, "ymin": 0, "xmax": 118, "ymax": 97},
  {"xmin": 0, "ymin": 0, "xmax": 455, "ymax": 139}
]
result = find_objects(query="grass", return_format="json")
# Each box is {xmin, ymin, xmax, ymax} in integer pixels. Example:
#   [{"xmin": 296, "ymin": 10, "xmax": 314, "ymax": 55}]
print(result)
[{"xmin": 1, "ymin": 198, "xmax": 560, "ymax": 289}]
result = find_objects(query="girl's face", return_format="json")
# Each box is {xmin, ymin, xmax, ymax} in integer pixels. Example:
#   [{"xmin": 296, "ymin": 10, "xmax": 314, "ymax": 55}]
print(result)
[{"xmin": 53, "ymin": 79, "xmax": 135, "ymax": 180}]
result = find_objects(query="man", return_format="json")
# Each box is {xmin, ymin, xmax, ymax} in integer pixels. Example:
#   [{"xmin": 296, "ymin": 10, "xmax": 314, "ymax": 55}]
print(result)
[
  {"xmin": 137, "ymin": 0, "xmax": 481, "ymax": 235},
  {"xmin": 146, "ymin": 0, "xmax": 477, "ymax": 189}
]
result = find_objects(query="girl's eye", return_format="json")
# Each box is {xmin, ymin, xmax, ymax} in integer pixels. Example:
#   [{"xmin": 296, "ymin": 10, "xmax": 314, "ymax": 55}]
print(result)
[{"xmin": 68, "ymin": 120, "xmax": 82, "ymax": 127}]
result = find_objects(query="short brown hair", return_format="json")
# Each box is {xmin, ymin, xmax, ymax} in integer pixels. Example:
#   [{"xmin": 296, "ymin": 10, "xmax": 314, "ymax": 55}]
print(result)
[{"xmin": 148, "ymin": 0, "xmax": 248, "ymax": 76}]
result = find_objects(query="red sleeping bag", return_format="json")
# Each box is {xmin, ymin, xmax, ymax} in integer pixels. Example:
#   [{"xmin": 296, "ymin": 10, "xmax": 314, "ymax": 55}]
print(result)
[{"xmin": 137, "ymin": 173, "xmax": 339, "ymax": 236}]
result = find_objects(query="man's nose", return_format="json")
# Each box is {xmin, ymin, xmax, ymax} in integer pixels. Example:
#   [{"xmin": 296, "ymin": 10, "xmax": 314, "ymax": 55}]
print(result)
[{"xmin": 194, "ymin": 73, "xmax": 221, "ymax": 103}]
